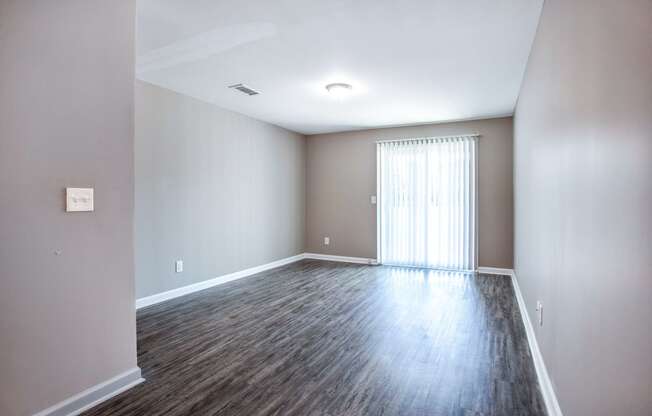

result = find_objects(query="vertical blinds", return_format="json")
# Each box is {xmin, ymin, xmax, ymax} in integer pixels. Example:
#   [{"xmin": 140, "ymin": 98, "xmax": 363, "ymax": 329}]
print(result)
[{"xmin": 377, "ymin": 135, "xmax": 477, "ymax": 270}]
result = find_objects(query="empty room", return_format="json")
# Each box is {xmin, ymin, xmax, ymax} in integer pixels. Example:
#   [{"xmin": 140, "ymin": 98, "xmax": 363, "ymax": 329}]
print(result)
[{"xmin": 1, "ymin": 1, "xmax": 651, "ymax": 415}]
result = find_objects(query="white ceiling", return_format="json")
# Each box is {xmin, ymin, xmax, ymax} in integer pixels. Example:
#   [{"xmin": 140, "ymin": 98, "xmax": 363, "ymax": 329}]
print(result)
[{"xmin": 137, "ymin": 0, "xmax": 543, "ymax": 135}]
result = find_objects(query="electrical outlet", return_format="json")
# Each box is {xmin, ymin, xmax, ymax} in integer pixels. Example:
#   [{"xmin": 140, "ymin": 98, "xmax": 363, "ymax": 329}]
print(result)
[
  {"xmin": 536, "ymin": 301, "xmax": 543, "ymax": 326},
  {"xmin": 175, "ymin": 260, "xmax": 183, "ymax": 273},
  {"xmin": 324, "ymin": 237, "xmax": 330, "ymax": 246},
  {"xmin": 370, "ymin": 195, "xmax": 377, "ymax": 205}
]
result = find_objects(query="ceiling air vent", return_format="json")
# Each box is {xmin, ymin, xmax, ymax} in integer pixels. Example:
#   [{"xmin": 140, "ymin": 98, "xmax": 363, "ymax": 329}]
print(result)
[{"xmin": 228, "ymin": 83, "xmax": 260, "ymax": 96}]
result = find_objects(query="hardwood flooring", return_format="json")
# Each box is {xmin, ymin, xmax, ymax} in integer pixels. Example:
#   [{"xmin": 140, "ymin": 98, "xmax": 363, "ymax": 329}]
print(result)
[{"xmin": 83, "ymin": 260, "xmax": 546, "ymax": 416}]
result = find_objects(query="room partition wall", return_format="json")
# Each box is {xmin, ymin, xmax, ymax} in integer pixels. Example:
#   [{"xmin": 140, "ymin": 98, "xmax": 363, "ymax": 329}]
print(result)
[{"xmin": 376, "ymin": 135, "xmax": 478, "ymax": 271}]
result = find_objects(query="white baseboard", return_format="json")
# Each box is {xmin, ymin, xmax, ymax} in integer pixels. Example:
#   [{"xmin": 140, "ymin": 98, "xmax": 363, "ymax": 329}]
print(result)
[
  {"xmin": 510, "ymin": 271, "xmax": 564, "ymax": 416},
  {"xmin": 477, "ymin": 266, "xmax": 514, "ymax": 276},
  {"xmin": 136, "ymin": 254, "xmax": 306, "ymax": 309},
  {"xmin": 303, "ymin": 253, "xmax": 378, "ymax": 265},
  {"xmin": 33, "ymin": 367, "xmax": 143, "ymax": 416},
  {"xmin": 135, "ymin": 253, "xmax": 379, "ymax": 310}
]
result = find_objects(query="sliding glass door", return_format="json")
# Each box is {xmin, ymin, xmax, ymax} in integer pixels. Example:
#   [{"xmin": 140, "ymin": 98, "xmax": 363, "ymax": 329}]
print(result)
[{"xmin": 377, "ymin": 135, "xmax": 477, "ymax": 271}]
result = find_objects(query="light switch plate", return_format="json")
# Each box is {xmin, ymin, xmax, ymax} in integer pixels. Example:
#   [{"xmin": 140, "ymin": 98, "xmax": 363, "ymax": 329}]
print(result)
[
  {"xmin": 370, "ymin": 195, "xmax": 377, "ymax": 205},
  {"xmin": 66, "ymin": 188, "xmax": 94, "ymax": 212}
]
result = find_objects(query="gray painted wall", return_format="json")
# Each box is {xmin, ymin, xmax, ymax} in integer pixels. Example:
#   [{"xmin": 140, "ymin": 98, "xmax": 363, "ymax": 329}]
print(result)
[
  {"xmin": 135, "ymin": 81, "xmax": 306, "ymax": 298},
  {"xmin": 514, "ymin": 1, "xmax": 652, "ymax": 415},
  {"xmin": 0, "ymin": 1, "xmax": 138, "ymax": 415},
  {"xmin": 306, "ymin": 117, "xmax": 514, "ymax": 268}
]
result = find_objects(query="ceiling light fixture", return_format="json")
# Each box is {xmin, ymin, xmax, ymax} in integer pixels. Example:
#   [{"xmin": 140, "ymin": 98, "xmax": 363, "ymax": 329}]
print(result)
[{"xmin": 325, "ymin": 82, "xmax": 353, "ymax": 98}]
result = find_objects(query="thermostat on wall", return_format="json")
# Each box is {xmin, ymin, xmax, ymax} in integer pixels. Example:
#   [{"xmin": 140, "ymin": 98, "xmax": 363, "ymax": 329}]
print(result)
[{"xmin": 66, "ymin": 188, "xmax": 94, "ymax": 212}]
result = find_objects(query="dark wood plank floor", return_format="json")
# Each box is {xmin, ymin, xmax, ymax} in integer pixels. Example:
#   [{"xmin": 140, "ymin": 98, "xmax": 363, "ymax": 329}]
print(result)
[{"xmin": 83, "ymin": 260, "xmax": 546, "ymax": 416}]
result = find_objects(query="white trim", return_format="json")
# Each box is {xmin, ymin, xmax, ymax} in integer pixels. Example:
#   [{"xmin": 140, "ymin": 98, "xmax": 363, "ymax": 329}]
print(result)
[
  {"xmin": 135, "ymin": 253, "xmax": 380, "ymax": 310},
  {"xmin": 136, "ymin": 254, "xmax": 305, "ymax": 309},
  {"xmin": 303, "ymin": 253, "xmax": 378, "ymax": 265},
  {"xmin": 477, "ymin": 266, "xmax": 514, "ymax": 276},
  {"xmin": 510, "ymin": 270, "xmax": 564, "ymax": 416},
  {"xmin": 475, "ymin": 266, "xmax": 563, "ymax": 415},
  {"xmin": 33, "ymin": 367, "xmax": 143, "ymax": 416}
]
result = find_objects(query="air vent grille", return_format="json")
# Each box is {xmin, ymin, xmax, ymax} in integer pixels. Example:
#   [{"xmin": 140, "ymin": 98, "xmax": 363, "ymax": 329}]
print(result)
[{"xmin": 228, "ymin": 83, "xmax": 260, "ymax": 96}]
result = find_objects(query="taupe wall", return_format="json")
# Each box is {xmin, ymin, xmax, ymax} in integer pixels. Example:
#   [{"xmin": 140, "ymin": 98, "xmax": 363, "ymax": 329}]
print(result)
[
  {"xmin": 0, "ymin": 1, "xmax": 138, "ymax": 415},
  {"xmin": 514, "ymin": 1, "xmax": 652, "ymax": 415},
  {"xmin": 306, "ymin": 117, "xmax": 514, "ymax": 268},
  {"xmin": 135, "ymin": 81, "xmax": 305, "ymax": 298}
]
